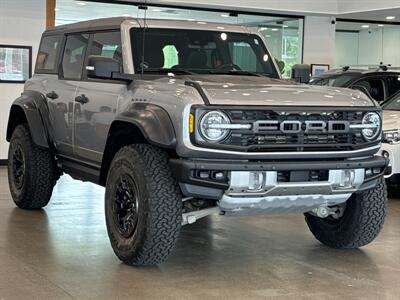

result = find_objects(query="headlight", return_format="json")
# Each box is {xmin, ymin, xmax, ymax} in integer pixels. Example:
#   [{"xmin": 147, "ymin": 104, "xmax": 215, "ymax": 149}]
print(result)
[
  {"xmin": 199, "ymin": 111, "xmax": 230, "ymax": 142},
  {"xmin": 383, "ymin": 129, "xmax": 400, "ymax": 144},
  {"xmin": 361, "ymin": 112, "xmax": 381, "ymax": 140}
]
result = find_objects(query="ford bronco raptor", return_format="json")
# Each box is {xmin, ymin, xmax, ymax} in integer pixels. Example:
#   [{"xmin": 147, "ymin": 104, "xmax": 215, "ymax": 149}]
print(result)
[{"xmin": 6, "ymin": 17, "xmax": 388, "ymax": 266}]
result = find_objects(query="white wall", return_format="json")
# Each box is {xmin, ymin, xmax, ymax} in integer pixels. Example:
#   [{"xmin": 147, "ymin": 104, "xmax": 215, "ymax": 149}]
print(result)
[
  {"xmin": 302, "ymin": 16, "xmax": 336, "ymax": 68},
  {"xmin": 382, "ymin": 28, "xmax": 400, "ymax": 67},
  {"xmin": 335, "ymin": 32, "xmax": 359, "ymax": 67},
  {"xmin": 335, "ymin": 27, "xmax": 400, "ymax": 68},
  {"xmin": 0, "ymin": 0, "xmax": 46, "ymax": 159}
]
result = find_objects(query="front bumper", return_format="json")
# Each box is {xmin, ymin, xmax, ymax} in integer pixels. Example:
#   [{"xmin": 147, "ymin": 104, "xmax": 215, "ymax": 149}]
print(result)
[
  {"xmin": 170, "ymin": 156, "xmax": 388, "ymax": 215},
  {"xmin": 380, "ymin": 143, "xmax": 400, "ymax": 178}
]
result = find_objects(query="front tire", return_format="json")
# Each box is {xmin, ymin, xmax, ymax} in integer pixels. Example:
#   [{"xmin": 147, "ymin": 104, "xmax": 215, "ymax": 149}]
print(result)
[
  {"xmin": 305, "ymin": 177, "xmax": 387, "ymax": 248},
  {"xmin": 8, "ymin": 124, "xmax": 57, "ymax": 209},
  {"xmin": 105, "ymin": 144, "xmax": 182, "ymax": 266}
]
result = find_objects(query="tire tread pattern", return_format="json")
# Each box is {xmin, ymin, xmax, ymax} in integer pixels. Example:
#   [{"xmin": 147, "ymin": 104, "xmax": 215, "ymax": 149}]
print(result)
[
  {"xmin": 8, "ymin": 124, "xmax": 56, "ymax": 209},
  {"xmin": 305, "ymin": 178, "xmax": 387, "ymax": 248},
  {"xmin": 107, "ymin": 144, "xmax": 182, "ymax": 266}
]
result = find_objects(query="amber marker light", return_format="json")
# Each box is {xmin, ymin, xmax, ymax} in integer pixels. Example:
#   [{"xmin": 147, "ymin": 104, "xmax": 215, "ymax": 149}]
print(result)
[{"xmin": 189, "ymin": 113, "xmax": 194, "ymax": 134}]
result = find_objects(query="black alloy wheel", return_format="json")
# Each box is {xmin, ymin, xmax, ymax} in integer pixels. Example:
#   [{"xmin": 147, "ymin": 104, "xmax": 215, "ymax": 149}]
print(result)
[{"xmin": 113, "ymin": 175, "xmax": 139, "ymax": 239}]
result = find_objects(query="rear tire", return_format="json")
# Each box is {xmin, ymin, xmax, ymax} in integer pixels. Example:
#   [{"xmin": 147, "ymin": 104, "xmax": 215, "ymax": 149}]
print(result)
[
  {"xmin": 8, "ymin": 124, "xmax": 57, "ymax": 209},
  {"xmin": 105, "ymin": 144, "xmax": 182, "ymax": 266},
  {"xmin": 305, "ymin": 177, "xmax": 387, "ymax": 248}
]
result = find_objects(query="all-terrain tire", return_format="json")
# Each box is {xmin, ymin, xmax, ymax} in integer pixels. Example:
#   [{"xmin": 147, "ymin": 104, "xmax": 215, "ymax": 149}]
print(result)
[
  {"xmin": 305, "ymin": 177, "xmax": 387, "ymax": 248},
  {"xmin": 8, "ymin": 124, "xmax": 57, "ymax": 209},
  {"xmin": 105, "ymin": 144, "xmax": 182, "ymax": 266}
]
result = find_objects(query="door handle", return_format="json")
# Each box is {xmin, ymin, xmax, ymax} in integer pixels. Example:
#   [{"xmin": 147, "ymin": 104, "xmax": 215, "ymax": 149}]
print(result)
[
  {"xmin": 46, "ymin": 91, "xmax": 58, "ymax": 100},
  {"xmin": 75, "ymin": 94, "xmax": 89, "ymax": 104}
]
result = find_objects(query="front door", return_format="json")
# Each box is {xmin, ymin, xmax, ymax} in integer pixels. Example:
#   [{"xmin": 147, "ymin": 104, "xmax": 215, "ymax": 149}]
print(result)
[{"xmin": 73, "ymin": 31, "xmax": 125, "ymax": 165}]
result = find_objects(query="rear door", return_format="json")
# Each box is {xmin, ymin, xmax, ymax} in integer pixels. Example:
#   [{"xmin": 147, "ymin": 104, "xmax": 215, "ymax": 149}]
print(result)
[{"xmin": 73, "ymin": 30, "xmax": 125, "ymax": 165}]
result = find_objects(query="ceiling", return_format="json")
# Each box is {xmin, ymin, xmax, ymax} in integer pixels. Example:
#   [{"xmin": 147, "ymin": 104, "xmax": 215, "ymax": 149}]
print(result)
[
  {"xmin": 338, "ymin": 7, "xmax": 400, "ymax": 22},
  {"xmin": 55, "ymin": 0, "xmax": 400, "ymax": 26},
  {"xmin": 55, "ymin": 0, "xmax": 302, "ymax": 26}
]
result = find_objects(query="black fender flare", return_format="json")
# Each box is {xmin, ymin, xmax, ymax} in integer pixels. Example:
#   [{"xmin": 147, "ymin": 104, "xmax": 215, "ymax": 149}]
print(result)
[
  {"xmin": 113, "ymin": 103, "xmax": 176, "ymax": 149},
  {"xmin": 6, "ymin": 90, "xmax": 53, "ymax": 149}
]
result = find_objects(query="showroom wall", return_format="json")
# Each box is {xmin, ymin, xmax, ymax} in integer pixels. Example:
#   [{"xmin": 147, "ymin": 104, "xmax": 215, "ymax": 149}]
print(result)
[
  {"xmin": 335, "ymin": 24, "xmax": 400, "ymax": 67},
  {"xmin": 303, "ymin": 16, "xmax": 336, "ymax": 68},
  {"xmin": 0, "ymin": 0, "xmax": 46, "ymax": 159}
]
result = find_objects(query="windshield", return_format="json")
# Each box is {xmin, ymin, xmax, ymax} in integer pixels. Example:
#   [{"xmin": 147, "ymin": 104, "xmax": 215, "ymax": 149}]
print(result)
[
  {"xmin": 131, "ymin": 28, "xmax": 279, "ymax": 78},
  {"xmin": 383, "ymin": 93, "xmax": 400, "ymax": 111},
  {"xmin": 309, "ymin": 74, "xmax": 354, "ymax": 87}
]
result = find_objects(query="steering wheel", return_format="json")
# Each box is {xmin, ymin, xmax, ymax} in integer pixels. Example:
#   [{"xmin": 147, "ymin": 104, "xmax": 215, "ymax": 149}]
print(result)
[{"xmin": 216, "ymin": 63, "xmax": 242, "ymax": 71}]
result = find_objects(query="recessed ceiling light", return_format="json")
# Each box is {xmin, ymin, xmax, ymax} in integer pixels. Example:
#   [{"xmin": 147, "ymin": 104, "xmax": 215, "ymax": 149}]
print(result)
[
  {"xmin": 197, "ymin": 21, "xmax": 207, "ymax": 25},
  {"xmin": 282, "ymin": 25, "xmax": 289, "ymax": 28},
  {"xmin": 217, "ymin": 26, "xmax": 225, "ymax": 30},
  {"xmin": 221, "ymin": 14, "xmax": 229, "ymax": 18},
  {"xmin": 378, "ymin": 24, "xmax": 385, "ymax": 27},
  {"xmin": 386, "ymin": 16, "xmax": 396, "ymax": 20},
  {"xmin": 271, "ymin": 28, "xmax": 279, "ymax": 31},
  {"xmin": 187, "ymin": 18, "xmax": 196, "ymax": 22},
  {"xmin": 152, "ymin": 8, "xmax": 162, "ymax": 12},
  {"xmin": 361, "ymin": 24, "xmax": 370, "ymax": 28},
  {"xmin": 76, "ymin": 1, "xmax": 87, "ymax": 6}
]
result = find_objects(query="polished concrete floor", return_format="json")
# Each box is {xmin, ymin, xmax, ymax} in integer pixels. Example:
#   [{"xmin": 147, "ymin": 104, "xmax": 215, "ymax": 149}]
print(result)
[{"xmin": 0, "ymin": 166, "xmax": 399, "ymax": 299}]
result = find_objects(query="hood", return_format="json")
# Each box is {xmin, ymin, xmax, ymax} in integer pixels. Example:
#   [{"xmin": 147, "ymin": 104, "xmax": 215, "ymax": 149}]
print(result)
[
  {"xmin": 185, "ymin": 75, "xmax": 375, "ymax": 107},
  {"xmin": 383, "ymin": 110, "xmax": 400, "ymax": 130}
]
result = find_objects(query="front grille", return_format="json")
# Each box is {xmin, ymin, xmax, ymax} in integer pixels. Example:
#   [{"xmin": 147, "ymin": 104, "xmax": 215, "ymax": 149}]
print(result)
[{"xmin": 218, "ymin": 109, "xmax": 369, "ymax": 152}]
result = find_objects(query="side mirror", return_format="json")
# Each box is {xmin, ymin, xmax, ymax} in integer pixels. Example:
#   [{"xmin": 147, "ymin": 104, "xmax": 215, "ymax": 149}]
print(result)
[{"xmin": 86, "ymin": 55, "xmax": 121, "ymax": 79}]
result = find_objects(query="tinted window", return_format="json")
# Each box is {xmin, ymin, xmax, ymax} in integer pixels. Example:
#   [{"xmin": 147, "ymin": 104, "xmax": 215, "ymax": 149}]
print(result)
[
  {"xmin": 62, "ymin": 34, "xmax": 89, "ymax": 79},
  {"xmin": 230, "ymin": 41, "xmax": 259, "ymax": 72},
  {"xmin": 353, "ymin": 78, "xmax": 385, "ymax": 102},
  {"xmin": 131, "ymin": 28, "xmax": 279, "ymax": 77},
  {"xmin": 386, "ymin": 75, "xmax": 400, "ymax": 98},
  {"xmin": 88, "ymin": 31, "xmax": 122, "ymax": 64},
  {"xmin": 36, "ymin": 35, "xmax": 61, "ymax": 72},
  {"xmin": 309, "ymin": 74, "xmax": 354, "ymax": 87}
]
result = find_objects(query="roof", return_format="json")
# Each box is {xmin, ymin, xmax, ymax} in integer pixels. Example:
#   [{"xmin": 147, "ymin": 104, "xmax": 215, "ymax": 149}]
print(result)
[
  {"xmin": 315, "ymin": 66, "xmax": 400, "ymax": 78},
  {"xmin": 45, "ymin": 17, "xmax": 129, "ymax": 34},
  {"xmin": 44, "ymin": 17, "xmax": 251, "ymax": 35}
]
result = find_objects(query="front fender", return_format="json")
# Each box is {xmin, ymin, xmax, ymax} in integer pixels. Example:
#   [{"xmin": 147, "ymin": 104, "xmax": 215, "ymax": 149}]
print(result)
[
  {"xmin": 7, "ymin": 91, "xmax": 53, "ymax": 149},
  {"xmin": 115, "ymin": 103, "xmax": 176, "ymax": 148}
]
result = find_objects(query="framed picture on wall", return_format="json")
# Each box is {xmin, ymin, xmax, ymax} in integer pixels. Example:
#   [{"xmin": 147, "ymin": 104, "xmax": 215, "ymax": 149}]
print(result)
[
  {"xmin": 311, "ymin": 64, "xmax": 330, "ymax": 76},
  {"xmin": 0, "ymin": 45, "xmax": 32, "ymax": 83}
]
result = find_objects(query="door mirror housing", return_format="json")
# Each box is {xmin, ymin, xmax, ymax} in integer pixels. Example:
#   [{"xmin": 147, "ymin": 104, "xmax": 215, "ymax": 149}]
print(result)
[{"xmin": 86, "ymin": 55, "xmax": 121, "ymax": 79}]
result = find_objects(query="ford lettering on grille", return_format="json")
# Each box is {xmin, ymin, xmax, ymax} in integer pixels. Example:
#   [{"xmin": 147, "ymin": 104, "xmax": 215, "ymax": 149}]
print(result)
[{"xmin": 253, "ymin": 120, "xmax": 350, "ymax": 134}]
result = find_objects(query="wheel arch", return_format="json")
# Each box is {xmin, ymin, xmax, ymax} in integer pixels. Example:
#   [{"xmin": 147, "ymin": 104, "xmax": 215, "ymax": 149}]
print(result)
[
  {"xmin": 99, "ymin": 105, "xmax": 177, "ymax": 186},
  {"xmin": 6, "ymin": 91, "xmax": 53, "ymax": 149}
]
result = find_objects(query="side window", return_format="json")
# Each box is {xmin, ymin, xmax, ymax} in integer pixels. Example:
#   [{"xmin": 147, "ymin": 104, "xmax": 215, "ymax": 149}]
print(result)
[
  {"xmin": 386, "ymin": 76, "xmax": 400, "ymax": 98},
  {"xmin": 88, "ymin": 31, "xmax": 122, "ymax": 63},
  {"xmin": 61, "ymin": 33, "xmax": 89, "ymax": 80},
  {"xmin": 353, "ymin": 78, "xmax": 385, "ymax": 102},
  {"xmin": 36, "ymin": 35, "xmax": 61, "ymax": 73}
]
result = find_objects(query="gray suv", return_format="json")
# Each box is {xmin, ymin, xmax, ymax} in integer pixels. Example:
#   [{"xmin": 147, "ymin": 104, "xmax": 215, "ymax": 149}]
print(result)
[{"xmin": 6, "ymin": 17, "xmax": 388, "ymax": 266}]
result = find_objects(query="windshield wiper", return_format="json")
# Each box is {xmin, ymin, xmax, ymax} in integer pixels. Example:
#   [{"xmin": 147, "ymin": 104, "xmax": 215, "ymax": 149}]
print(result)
[{"xmin": 138, "ymin": 68, "xmax": 196, "ymax": 75}]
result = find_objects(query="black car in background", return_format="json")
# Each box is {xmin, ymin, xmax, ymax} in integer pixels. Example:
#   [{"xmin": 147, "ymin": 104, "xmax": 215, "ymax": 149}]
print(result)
[{"xmin": 309, "ymin": 66, "xmax": 400, "ymax": 104}]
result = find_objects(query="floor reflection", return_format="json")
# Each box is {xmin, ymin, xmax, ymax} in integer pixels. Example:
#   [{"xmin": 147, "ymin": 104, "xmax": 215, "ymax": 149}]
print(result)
[{"xmin": 0, "ymin": 168, "xmax": 399, "ymax": 299}]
